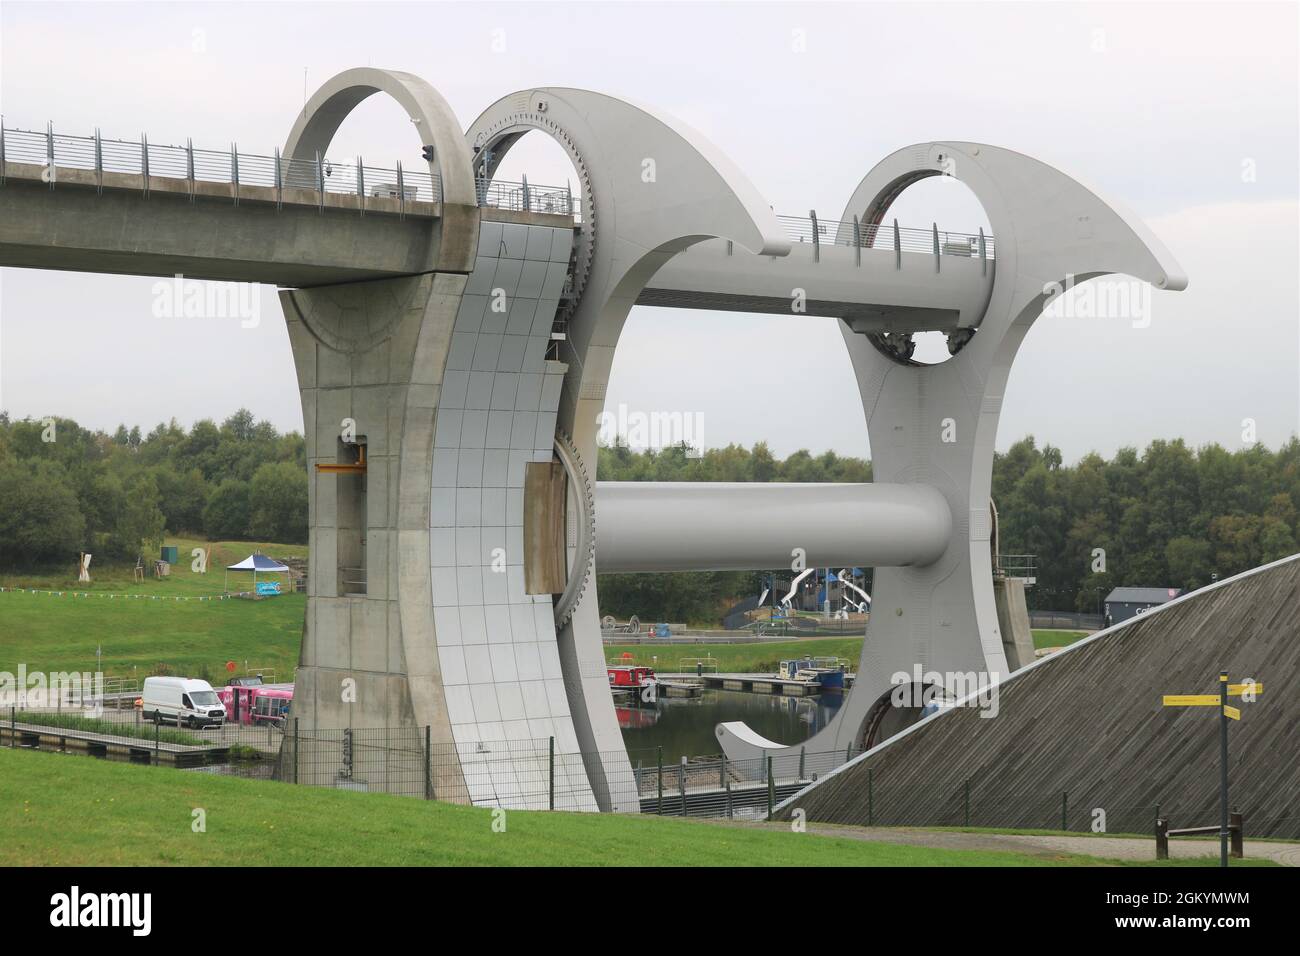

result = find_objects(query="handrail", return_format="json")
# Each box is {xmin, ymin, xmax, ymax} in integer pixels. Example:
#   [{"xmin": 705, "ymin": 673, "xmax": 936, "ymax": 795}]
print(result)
[
  {"xmin": 3, "ymin": 123, "xmax": 997, "ymax": 258},
  {"xmin": 0, "ymin": 123, "xmax": 580, "ymax": 219},
  {"xmin": 775, "ymin": 213, "xmax": 996, "ymax": 260}
]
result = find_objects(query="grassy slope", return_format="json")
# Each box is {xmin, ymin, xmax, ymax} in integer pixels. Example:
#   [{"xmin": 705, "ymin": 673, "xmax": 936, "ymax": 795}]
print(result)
[
  {"xmin": 0, "ymin": 748, "xmax": 1226, "ymax": 867},
  {"xmin": 0, "ymin": 537, "xmax": 304, "ymax": 680}
]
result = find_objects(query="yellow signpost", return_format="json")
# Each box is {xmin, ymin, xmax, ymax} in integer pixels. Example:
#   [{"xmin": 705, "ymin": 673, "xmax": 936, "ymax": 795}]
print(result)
[{"xmin": 1161, "ymin": 673, "xmax": 1262, "ymax": 867}]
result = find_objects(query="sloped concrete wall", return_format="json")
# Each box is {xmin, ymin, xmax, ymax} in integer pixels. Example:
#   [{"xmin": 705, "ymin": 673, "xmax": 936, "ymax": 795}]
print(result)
[{"xmin": 775, "ymin": 554, "xmax": 1300, "ymax": 838}]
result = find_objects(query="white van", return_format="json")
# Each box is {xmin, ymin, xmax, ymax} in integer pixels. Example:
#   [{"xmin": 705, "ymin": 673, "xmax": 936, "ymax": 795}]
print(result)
[{"xmin": 142, "ymin": 677, "xmax": 225, "ymax": 729}]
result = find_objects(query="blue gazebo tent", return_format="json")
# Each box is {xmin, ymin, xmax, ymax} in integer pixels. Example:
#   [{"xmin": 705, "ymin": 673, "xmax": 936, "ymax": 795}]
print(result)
[{"xmin": 225, "ymin": 552, "xmax": 290, "ymax": 595}]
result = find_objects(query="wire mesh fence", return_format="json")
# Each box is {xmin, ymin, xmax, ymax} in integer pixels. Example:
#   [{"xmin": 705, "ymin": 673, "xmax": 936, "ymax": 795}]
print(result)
[{"xmin": 5, "ymin": 708, "xmax": 1293, "ymax": 837}]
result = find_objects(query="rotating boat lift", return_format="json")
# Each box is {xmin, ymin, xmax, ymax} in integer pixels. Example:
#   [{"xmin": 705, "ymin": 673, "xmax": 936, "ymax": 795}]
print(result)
[
  {"xmin": 463, "ymin": 85, "xmax": 1185, "ymax": 804},
  {"xmin": 0, "ymin": 67, "xmax": 1186, "ymax": 811},
  {"xmin": 281, "ymin": 71, "xmax": 1184, "ymax": 810}
]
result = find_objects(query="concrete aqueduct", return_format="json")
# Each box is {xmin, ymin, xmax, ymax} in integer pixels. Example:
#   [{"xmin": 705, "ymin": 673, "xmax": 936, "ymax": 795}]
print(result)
[{"xmin": 0, "ymin": 69, "xmax": 1187, "ymax": 811}]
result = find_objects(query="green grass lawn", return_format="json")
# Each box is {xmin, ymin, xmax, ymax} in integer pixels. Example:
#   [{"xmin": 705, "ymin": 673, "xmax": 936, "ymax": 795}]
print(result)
[
  {"xmin": 605, "ymin": 638, "xmax": 867, "ymax": 673},
  {"xmin": 0, "ymin": 748, "xmax": 1225, "ymax": 867},
  {"xmin": 607, "ymin": 632, "xmax": 1088, "ymax": 673},
  {"xmin": 0, "ymin": 536, "xmax": 305, "ymax": 681},
  {"xmin": 1032, "ymin": 629, "xmax": 1089, "ymax": 650}
]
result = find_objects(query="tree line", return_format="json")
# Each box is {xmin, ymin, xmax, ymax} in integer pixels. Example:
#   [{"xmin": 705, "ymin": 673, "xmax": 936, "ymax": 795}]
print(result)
[
  {"xmin": 596, "ymin": 435, "xmax": 1300, "ymax": 619},
  {"xmin": 4, "ymin": 411, "xmax": 1297, "ymax": 619},
  {"xmin": 0, "ymin": 409, "xmax": 306, "ymax": 568}
]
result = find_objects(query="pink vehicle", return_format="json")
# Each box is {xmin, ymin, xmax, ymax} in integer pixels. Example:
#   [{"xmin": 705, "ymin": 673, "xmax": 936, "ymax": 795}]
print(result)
[{"xmin": 219, "ymin": 680, "xmax": 294, "ymax": 726}]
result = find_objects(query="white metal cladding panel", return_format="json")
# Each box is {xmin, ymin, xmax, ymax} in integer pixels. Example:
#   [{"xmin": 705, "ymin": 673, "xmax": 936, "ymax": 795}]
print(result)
[{"xmin": 428, "ymin": 224, "xmax": 594, "ymax": 810}]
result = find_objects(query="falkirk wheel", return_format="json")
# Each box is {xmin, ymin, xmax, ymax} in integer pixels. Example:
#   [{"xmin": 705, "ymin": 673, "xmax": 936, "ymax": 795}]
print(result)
[{"xmin": 276, "ymin": 69, "xmax": 1186, "ymax": 812}]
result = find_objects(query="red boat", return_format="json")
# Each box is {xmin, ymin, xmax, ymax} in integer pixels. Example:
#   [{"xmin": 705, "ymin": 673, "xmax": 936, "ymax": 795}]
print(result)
[{"xmin": 607, "ymin": 665, "xmax": 656, "ymax": 689}]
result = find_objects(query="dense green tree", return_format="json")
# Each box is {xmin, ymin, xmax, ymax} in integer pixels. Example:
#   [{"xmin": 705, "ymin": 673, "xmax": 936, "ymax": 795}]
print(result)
[
  {"xmin": 108, "ymin": 473, "xmax": 167, "ymax": 560},
  {"xmin": 203, "ymin": 479, "xmax": 252, "ymax": 540},
  {"xmin": 248, "ymin": 462, "xmax": 308, "ymax": 543},
  {"xmin": 0, "ymin": 459, "xmax": 86, "ymax": 566}
]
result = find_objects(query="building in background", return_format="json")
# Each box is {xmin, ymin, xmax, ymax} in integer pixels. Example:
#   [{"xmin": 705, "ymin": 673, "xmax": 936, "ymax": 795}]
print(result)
[{"xmin": 1103, "ymin": 586, "xmax": 1182, "ymax": 626}]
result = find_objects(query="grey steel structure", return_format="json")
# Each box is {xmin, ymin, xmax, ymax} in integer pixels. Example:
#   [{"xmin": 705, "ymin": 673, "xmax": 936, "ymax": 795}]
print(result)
[{"xmin": 0, "ymin": 69, "xmax": 1187, "ymax": 811}]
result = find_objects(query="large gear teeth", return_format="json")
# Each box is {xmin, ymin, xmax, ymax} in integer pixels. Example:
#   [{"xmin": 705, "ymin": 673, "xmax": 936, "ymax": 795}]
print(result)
[
  {"xmin": 474, "ymin": 110, "xmax": 595, "ymax": 326},
  {"xmin": 552, "ymin": 430, "xmax": 595, "ymax": 629}
]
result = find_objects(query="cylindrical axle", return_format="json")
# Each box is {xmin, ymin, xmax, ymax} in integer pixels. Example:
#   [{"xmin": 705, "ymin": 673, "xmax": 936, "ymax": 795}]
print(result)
[{"xmin": 594, "ymin": 481, "xmax": 952, "ymax": 572}]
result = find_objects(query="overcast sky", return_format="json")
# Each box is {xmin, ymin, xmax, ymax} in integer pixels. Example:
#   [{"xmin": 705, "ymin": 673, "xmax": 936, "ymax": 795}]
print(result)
[{"xmin": 1, "ymin": 1, "xmax": 1296, "ymax": 462}]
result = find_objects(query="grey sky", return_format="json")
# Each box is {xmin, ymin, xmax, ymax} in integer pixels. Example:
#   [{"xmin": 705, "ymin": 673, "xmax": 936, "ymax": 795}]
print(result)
[{"xmin": 1, "ymin": 0, "xmax": 1296, "ymax": 461}]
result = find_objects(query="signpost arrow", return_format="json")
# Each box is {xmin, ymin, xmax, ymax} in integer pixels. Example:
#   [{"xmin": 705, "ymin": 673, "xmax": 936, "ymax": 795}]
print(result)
[{"xmin": 1161, "ymin": 672, "xmax": 1262, "ymax": 867}]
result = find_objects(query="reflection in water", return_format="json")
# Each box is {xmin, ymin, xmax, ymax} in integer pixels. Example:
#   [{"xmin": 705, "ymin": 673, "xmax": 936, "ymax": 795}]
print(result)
[{"xmin": 618, "ymin": 689, "xmax": 844, "ymax": 765}]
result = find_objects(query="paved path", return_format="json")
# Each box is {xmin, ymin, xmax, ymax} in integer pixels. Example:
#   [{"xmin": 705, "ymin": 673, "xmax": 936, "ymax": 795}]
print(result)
[{"xmin": 735, "ymin": 822, "xmax": 1299, "ymax": 865}]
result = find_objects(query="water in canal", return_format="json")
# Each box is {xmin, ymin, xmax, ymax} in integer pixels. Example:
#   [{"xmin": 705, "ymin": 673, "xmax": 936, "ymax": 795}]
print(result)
[{"xmin": 616, "ymin": 688, "xmax": 844, "ymax": 764}]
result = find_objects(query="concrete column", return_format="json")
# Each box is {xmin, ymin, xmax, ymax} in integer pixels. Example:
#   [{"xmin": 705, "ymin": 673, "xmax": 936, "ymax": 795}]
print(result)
[
  {"xmin": 994, "ymin": 576, "xmax": 1036, "ymax": 672},
  {"xmin": 282, "ymin": 272, "xmax": 470, "ymax": 802}
]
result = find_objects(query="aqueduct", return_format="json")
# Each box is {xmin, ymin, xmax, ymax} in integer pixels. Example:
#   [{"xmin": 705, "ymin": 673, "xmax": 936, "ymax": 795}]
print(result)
[{"xmin": 0, "ymin": 68, "xmax": 1187, "ymax": 811}]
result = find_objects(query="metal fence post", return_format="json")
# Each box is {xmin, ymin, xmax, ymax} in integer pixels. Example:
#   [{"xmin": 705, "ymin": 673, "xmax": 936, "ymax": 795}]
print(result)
[
  {"xmin": 46, "ymin": 121, "xmax": 55, "ymax": 191},
  {"xmin": 719, "ymin": 753, "xmax": 726, "ymax": 789},
  {"xmin": 798, "ymin": 746, "xmax": 806, "ymax": 780},
  {"xmin": 1219, "ymin": 670, "xmax": 1230, "ymax": 868},
  {"xmin": 548, "ymin": 735, "xmax": 555, "ymax": 811},
  {"xmin": 10, "ymin": 705, "xmax": 14, "ymax": 748},
  {"xmin": 1061, "ymin": 790, "xmax": 1068, "ymax": 832},
  {"xmin": 231, "ymin": 143, "xmax": 240, "ymax": 206},
  {"xmin": 963, "ymin": 778, "xmax": 970, "ymax": 827},
  {"xmin": 809, "ymin": 209, "xmax": 820, "ymax": 263},
  {"xmin": 725, "ymin": 779, "xmax": 733, "ymax": 819},
  {"xmin": 425, "ymin": 725, "xmax": 432, "ymax": 800},
  {"xmin": 154, "ymin": 720, "xmax": 159, "ymax": 765},
  {"xmin": 679, "ymin": 756, "xmax": 687, "ymax": 817},
  {"xmin": 271, "ymin": 146, "xmax": 282, "ymax": 210},
  {"xmin": 396, "ymin": 160, "xmax": 405, "ymax": 220},
  {"xmin": 293, "ymin": 718, "xmax": 299, "ymax": 785},
  {"xmin": 932, "ymin": 221, "xmax": 941, "ymax": 272},
  {"xmin": 656, "ymin": 746, "xmax": 663, "ymax": 816},
  {"xmin": 356, "ymin": 155, "xmax": 364, "ymax": 216},
  {"xmin": 315, "ymin": 151, "xmax": 324, "ymax": 214},
  {"xmin": 766, "ymin": 755, "xmax": 775, "ymax": 819}
]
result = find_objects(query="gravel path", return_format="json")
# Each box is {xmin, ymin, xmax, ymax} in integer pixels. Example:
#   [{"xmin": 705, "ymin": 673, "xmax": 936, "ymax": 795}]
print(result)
[{"xmin": 732, "ymin": 822, "xmax": 1299, "ymax": 865}]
